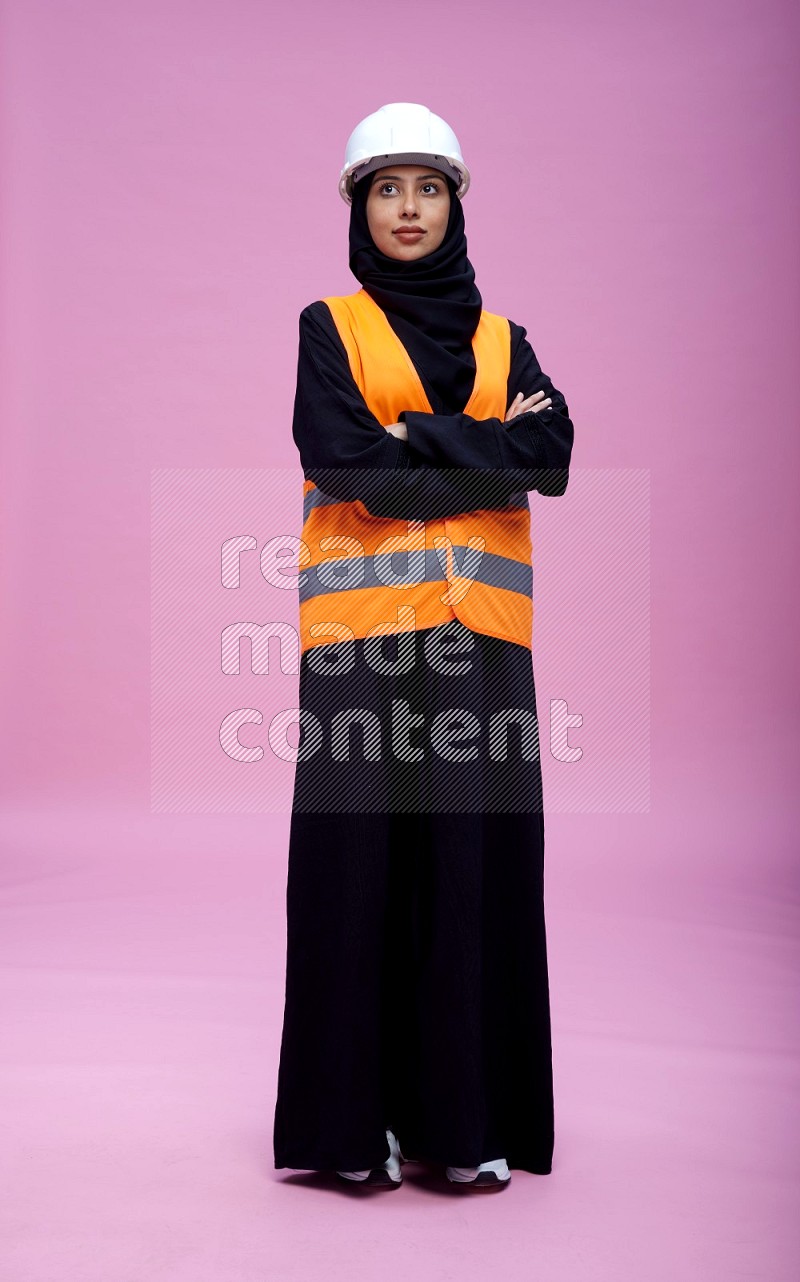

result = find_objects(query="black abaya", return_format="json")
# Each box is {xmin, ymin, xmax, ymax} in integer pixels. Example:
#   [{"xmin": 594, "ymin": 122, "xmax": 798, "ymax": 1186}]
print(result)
[
  {"xmin": 273, "ymin": 625, "xmax": 554, "ymax": 1174},
  {"xmin": 272, "ymin": 299, "xmax": 573, "ymax": 1175}
]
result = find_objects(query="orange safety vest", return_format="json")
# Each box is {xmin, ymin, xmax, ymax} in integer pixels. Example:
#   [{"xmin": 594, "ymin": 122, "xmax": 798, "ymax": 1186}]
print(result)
[{"xmin": 297, "ymin": 287, "xmax": 534, "ymax": 656}]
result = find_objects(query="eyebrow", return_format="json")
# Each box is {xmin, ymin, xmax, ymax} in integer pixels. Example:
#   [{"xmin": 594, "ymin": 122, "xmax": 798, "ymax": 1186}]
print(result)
[{"xmin": 371, "ymin": 173, "xmax": 444, "ymax": 184}]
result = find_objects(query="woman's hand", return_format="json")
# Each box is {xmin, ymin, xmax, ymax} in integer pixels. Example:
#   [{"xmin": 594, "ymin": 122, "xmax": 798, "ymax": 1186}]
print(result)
[
  {"xmin": 384, "ymin": 391, "xmax": 552, "ymax": 438},
  {"xmin": 505, "ymin": 390, "xmax": 552, "ymax": 422}
]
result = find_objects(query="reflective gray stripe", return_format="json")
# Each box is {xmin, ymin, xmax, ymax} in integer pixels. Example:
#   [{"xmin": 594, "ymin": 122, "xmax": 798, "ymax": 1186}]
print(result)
[
  {"xmin": 299, "ymin": 545, "xmax": 532, "ymax": 603},
  {"xmin": 303, "ymin": 485, "xmax": 530, "ymax": 524}
]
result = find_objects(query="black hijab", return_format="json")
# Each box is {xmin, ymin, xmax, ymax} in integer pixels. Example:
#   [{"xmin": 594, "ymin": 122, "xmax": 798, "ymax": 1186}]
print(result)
[{"xmin": 348, "ymin": 172, "xmax": 483, "ymax": 414}]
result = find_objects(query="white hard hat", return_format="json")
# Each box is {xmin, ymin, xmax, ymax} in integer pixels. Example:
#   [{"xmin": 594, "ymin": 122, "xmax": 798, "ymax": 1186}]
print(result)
[{"xmin": 339, "ymin": 102, "xmax": 471, "ymax": 205}]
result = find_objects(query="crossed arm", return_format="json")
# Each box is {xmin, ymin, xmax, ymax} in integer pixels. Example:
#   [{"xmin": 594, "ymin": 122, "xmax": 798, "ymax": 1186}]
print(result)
[{"xmin": 292, "ymin": 301, "xmax": 574, "ymax": 521}]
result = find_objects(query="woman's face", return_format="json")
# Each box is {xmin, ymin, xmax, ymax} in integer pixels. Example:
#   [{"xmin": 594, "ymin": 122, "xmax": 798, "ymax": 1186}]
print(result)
[{"xmin": 365, "ymin": 164, "xmax": 451, "ymax": 260}]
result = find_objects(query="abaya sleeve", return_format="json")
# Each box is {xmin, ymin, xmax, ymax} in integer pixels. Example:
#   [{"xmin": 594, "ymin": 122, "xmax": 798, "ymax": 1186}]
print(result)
[
  {"xmin": 400, "ymin": 321, "xmax": 574, "ymax": 498},
  {"xmin": 293, "ymin": 302, "xmax": 541, "ymax": 521}
]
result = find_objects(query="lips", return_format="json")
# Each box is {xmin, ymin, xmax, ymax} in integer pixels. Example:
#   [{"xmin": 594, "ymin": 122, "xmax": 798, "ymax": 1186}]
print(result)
[{"xmin": 393, "ymin": 229, "xmax": 425, "ymax": 237}]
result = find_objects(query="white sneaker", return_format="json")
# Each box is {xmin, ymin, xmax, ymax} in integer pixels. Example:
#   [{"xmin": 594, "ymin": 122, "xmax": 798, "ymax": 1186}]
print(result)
[
  {"xmin": 446, "ymin": 1157, "xmax": 511, "ymax": 1188},
  {"xmin": 336, "ymin": 1129, "xmax": 404, "ymax": 1187}
]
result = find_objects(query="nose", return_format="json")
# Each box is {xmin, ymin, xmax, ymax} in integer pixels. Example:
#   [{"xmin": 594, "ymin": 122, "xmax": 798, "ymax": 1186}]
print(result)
[{"xmin": 401, "ymin": 191, "xmax": 419, "ymax": 217}]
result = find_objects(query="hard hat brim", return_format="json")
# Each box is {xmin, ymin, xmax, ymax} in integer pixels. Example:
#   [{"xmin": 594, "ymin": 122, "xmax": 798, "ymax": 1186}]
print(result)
[{"xmin": 338, "ymin": 153, "xmax": 471, "ymax": 205}]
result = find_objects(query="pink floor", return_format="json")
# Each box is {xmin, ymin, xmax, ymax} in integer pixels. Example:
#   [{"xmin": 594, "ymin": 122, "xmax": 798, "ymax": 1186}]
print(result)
[{"xmin": 1, "ymin": 796, "xmax": 796, "ymax": 1281}]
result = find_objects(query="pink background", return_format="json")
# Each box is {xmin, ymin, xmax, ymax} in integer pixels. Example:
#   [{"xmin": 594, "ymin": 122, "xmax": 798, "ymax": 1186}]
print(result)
[{"xmin": 1, "ymin": 0, "xmax": 798, "ymax": 1278}]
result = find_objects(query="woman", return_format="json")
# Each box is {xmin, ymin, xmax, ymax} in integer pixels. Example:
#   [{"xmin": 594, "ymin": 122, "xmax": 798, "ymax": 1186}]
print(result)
[{"xmin": 273, "ymin": 103, "xmax": 574, "ymax": 1191}]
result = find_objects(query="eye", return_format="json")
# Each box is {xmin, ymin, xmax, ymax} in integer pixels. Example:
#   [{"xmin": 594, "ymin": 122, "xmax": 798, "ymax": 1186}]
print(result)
[
  {"xmin": 422, "ymin": 183, "xmax": 440, "ymax": 194},
  {"xmin": 377, "ymin": 182, "xmax": 398, "ymax": 195}
]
